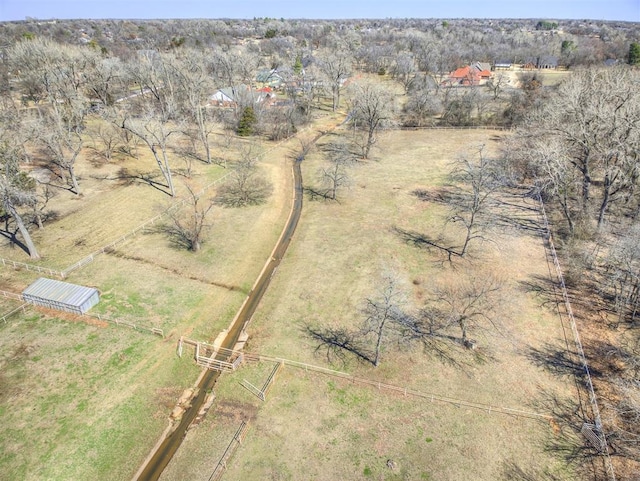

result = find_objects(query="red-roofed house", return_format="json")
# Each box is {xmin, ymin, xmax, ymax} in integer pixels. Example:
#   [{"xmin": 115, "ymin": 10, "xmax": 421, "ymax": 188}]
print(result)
[{"xmin": 446, "ymin": 65, "xmax": 492, "ymax": 86}]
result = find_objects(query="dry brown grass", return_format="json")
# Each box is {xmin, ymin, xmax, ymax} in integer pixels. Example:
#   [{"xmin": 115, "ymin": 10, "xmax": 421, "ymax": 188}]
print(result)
[
  {"xmin": 0, "ymin": 119, "xmax": 305, "ymax": 480},
  {"xmin": 159, "ymin": 128, "xmax": 581, "ymax": 481},
  {"xmin": 0, "ymin": 116, "xmax": 582, "ymax": 480}
]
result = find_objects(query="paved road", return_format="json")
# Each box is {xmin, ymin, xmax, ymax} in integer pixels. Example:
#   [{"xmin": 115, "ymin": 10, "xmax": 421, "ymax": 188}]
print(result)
[{"xmin": 135, "ymin": 143, "xmax": 309, "ymax": 481}]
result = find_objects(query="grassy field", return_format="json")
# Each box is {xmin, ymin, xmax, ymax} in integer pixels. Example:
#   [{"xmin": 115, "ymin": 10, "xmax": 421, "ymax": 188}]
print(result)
[
  {"xmin": 159, "ymin": 128, "xmax": 583, "ymax": 481},
  {"xmin": 0, "ymin": 121, "xmax": 582, "ymax": 480},
  {"xmin": 0, "ymin": 119, "xmax": 306, "ymax": 480}
]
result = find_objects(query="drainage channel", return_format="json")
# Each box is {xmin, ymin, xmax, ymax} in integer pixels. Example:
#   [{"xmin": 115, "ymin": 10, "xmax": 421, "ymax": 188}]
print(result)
[{"xmin": 135, "ymin": 139, "xmax": 310, "ymax": 481}]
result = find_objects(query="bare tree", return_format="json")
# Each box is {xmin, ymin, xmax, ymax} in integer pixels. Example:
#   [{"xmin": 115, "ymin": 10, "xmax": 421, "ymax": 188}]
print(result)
[
  {"xmin": 0, "ymin": 139, "xmax": 40, "ymax": 259},
  {"xmin": 361, "ymin": 271, "xmax": 408, "ymax": 366},
  {"xmin": 485, "ymin": 70, "xmax": 511, "ymax": 100},
  {"xmin": 391, "ymin": 53, "xmax": 418, "ymax": 92},
  {"xmin": 420, "ymin": 275, "xmax": 503, "ymax": 348},
  {"xmin": 126, "ymin": 50, "xmax": 177, "ymax": 120},
  {"xmin": 164, "ymin": 181, "xmax": 215, "ymax": 252},
  {"xmin": 317, "ymin": 140, "xmax": 354, "ymax": 200},
  {"xmin": 30, "ymin": 109, "xmax": 83, "ymax": 194},
  {"xmin": 448, "ymin": 145, "xmax": 500, "ymax": 257},
  {"xmin": 86, "ymin": 120, "xmax": 123, "ymax": 162},
  {"xmin": 169, "ymin": 50, "xmax": 218, "ymax": 164},
  {"xmin": 120, "ymin": 108, "xmax": 180, "ymax": 196},
  {"xmin": 316, "ymin": 49, "xmax": 352, "ymax": 112},
  {"xmin": 82, "ymin": 53, "xmax": 126, "ymax": 107},
  {"xmin": 348, "ymin": 80, "xmax": 395, "ymax": 159},
  {"xmin": 215, "ymin": 143, "xmax": 272, "ymax": 207}
]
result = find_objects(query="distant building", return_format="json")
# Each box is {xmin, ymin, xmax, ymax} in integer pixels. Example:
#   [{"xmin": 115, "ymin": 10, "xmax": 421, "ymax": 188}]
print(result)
[
  {"xmin": 209, "ymin": 85, "xmax": 274, "ymax": 107},
  {"xmin": 522, "ymin": 56, "xmax": 559, "ymax": 70},
  {"xmin": 493, "ymin": 60, "xmax": 513, "ymax": 70},
  {"xmin": 255, "ymin": 69, "xmax": 284, "ymax": 88},
  {"xmin": 537, "ymin": 56, "xmax": 559, "ymax": 69},
  {"xmin": 446, "ymin": 64, "xmax": 492, "ymax": 86}
]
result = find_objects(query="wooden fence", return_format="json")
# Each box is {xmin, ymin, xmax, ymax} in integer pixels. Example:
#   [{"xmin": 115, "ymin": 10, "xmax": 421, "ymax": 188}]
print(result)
[
  {"xmin": 0, "ymin": 257, "xmax": 63, "ymax": 277},
  {"xmin": 0, "ymin": 304, "xmax": 28, "ymax": 324}
]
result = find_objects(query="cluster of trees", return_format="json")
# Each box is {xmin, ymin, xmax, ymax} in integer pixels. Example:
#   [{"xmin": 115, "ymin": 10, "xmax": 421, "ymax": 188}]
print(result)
[
  {"xmin": 2, "ymin": 17, "xmax": 637, "ymax": 67},
  {"xmin": 0, "ymin": 37, "xmax": 313, "ymax": 256},
  {"xmin": 503, "ymin": 65, "xmax": 640, "ymax": 469},
  {"xmin": 509, "ymin": 67, "xmax": 640, "ymax": 235},
  {"xmin": 309, "ymin": 269, "xmax": 503, "ymax": 369}
]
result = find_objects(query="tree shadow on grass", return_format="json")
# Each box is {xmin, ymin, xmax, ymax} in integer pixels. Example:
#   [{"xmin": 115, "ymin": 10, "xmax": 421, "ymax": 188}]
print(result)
[
  {"xmin": 525, "ymin": 342, "xmax": 600, "ymax": 380},
  {"xmin": 412, "ymin": 187, "xmax": 546, "ymax": 237},
  {"xmin": 518, "ymin": 274, "xmax": 563, "ymax": 311},
  {"xmin": 392, "ymin": 226, "xmax": 461, "ymax": 264},
  {"xmin": 304, "ymin": 321, "xmax": 488, "ymax": 377},
  {"xmin": 114, "ymin": 168, "xmax": 172, "ymax": 195},
  {"xmin": 303, "ymin": 186, "xmax": 337, "ymax": 202},
  {"xmin": 527, "ymin": 387, "xmax": 603, "ymax": 478},
  {"xmin": 0, "ymin": 221, "xmax": 30, "ymax": 257},
  {"xmin": 500, "ymin": 459, "xmax": 574, "ymax": 481},
  {"xmin": 304, "ymin": 324, "xmax": 374, "ymax": 368}
]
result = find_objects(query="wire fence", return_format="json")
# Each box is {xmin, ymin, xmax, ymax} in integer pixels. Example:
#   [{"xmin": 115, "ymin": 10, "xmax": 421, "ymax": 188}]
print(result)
[
  {"xmin": 241, "ymin": 352, "xmax": 553, "ymax": 421},
  {"xmin": 400, "ymin": 125, "xmax": 511, "ymax": 131},
  {"xmin": 60, "ymin": 170, "xmax": 235, "ymax": 278},
  {"xmin": 537, "ymin": 195, "xmax": 616, "ymax": 481},
  {"xmin": 207, "ymin": 420, "xmax": 249, "ymax": 481}
]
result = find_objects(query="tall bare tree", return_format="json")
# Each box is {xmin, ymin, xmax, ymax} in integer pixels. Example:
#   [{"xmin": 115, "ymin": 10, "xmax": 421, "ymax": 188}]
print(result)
[
  {"xmin": 10, "ymin": 39, "xmax": 90, "ymax": 195},
  {"xmin": 317, "ymin": 49, "xmax": 352, "ymax": 112},
  {"xmin": 120, "ymin": 110, "xmax": 179, "ymax": 197},
  {"xmin": 169, "ymin": 50, "xmax": 218, "ymax": 164},
  {"xmin": 317, "ymin": 140, "xmax": 354, "ymax": 200},
  {"xmin": 448, "ymin": 145, "xmax": 499, "ymax": 257},
  {"xmin": 391, "ymin": 53, "xmax": 418, "ymax": 92},
  {"xmin": 0, "ymin": 138, "xmax": 40, "ymax": 259},
  {"xmin": 361, "ymin": 271, "xmax": 408, "ymax": 366},
  {"xmin": 348, "ymin": 80, "xmax": 395, "ymax": 159}
]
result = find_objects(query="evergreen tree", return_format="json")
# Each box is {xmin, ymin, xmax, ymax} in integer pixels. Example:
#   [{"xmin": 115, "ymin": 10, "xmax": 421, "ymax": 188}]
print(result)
[
  {"xmin": 237, "ymin": 106, "xmax": 256, "ymax": 136},
  {"xmin": 629, "ymin": 42, "xmax": 640, "ymax": 65}
]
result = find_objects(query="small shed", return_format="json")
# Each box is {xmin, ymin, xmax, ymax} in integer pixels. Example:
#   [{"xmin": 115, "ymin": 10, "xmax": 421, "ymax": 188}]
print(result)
[{"xmin": 22, "ymin": 278, "xmax": 100, "ymax": 314}]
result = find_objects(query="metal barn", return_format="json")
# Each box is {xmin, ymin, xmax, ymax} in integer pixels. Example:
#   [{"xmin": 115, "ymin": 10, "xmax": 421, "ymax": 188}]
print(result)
[{"xmin": 22, "ymin": 278, "xmax": 100, "ymax": 314}]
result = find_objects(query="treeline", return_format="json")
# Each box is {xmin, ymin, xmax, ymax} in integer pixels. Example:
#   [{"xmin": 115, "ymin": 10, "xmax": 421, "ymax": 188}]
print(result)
[{"xmin": 1, "ymin": 17, "xmax": 638, "ymax": 66}]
